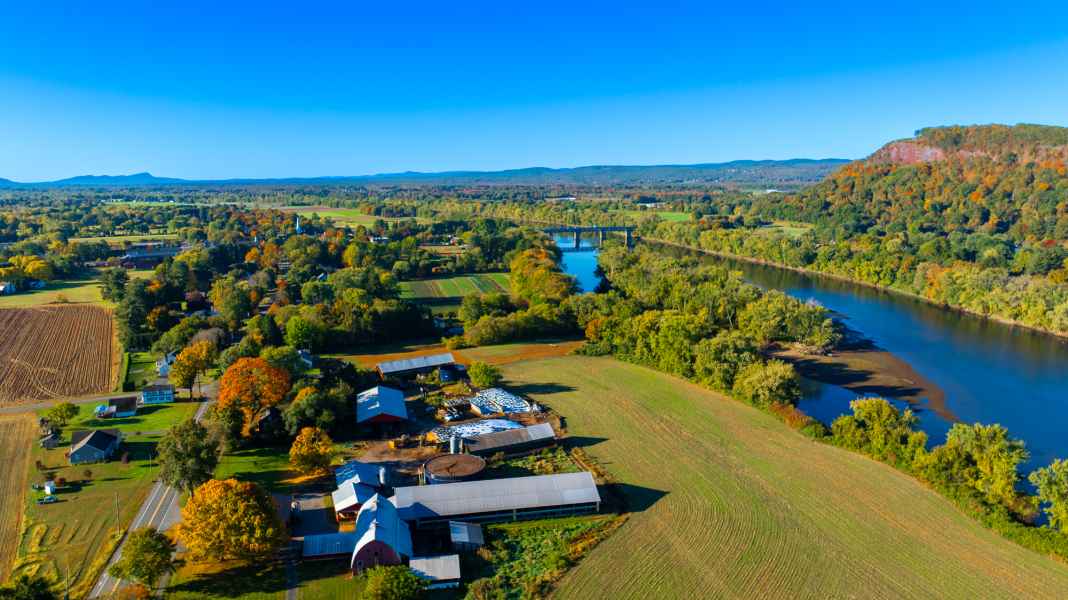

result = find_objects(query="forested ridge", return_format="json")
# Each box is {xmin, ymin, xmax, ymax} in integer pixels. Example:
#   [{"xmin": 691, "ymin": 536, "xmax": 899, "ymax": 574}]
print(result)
[{"xmin": 649, "ymin": 124, "xmax": 1068, "ymax": 334}]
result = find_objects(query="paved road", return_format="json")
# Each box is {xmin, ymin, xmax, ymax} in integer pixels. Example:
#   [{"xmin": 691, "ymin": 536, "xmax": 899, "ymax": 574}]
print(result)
[{"xmin": 89, "ymin": 399, "xmax": 211, "ymax": 599}]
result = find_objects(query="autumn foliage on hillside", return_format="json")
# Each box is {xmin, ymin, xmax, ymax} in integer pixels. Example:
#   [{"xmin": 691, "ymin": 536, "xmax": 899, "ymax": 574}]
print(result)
[{"xmin": 217, "ymin": 357, "xmax": 291, "ymax": 434}]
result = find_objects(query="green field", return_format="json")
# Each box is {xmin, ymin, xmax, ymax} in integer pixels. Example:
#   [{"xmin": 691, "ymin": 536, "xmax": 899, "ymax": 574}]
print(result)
[
  {"xmin": 16, "ymin": 402, "xmax": 197, "ymax": 596},
  {"xmin": 399, "ymin": 272, "xmax": 509, "ymax": 299},
  {"xmin": 759, "ymin": 220, "xmax": 813, "ymax": 239},
  {"xmin": 124, "ymin": 351, "xmax": 159, "ymax": 390},
  {"xmin": 69, "ymin": 234, "xmax": 178, "ymax": 244},
  {"xmin": 500, "ymin": 356, "xmax": 1068, "ymax": 599},
  {"xmin": 0, "ymin": 279, "xmax": 105, "ymax": 308}
]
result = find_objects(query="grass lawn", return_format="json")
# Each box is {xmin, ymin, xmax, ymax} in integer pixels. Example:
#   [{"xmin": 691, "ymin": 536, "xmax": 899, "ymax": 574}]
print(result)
[
  {"xmin": 0, "ymin": 278, "xmax": 105, "ymax": 308},
  {"xmin": 124, "ymin": 351, "xmax": 159, "ymax": 390},
  {"xmin": 14, "ymin": 401, "xmax": 197, "ymax": 596},
  {"xmin": 760, "ymin": 220, "xmax": 813, "ymax": 238},
  {"xmin": 295, "ymin": 559, "xmax": 363, "ymax": 599},
  {"xmin": 501, "ymin": 356, "xmax": 1068, "ymax": 599},
  {"xmin": 166, "ymin": 558, "xmax": 287, "ymax": 600},
  {"xmin": 283, "ymin": 206, "xmax": 430, "ymax": 227},
  {"xmin": 399, "ymin": 272, "xmax": 509, "ymax": 300},
  {"xmin": 214, "ymin": 446, "xmax": 300, "ymax": 493},
  {"xmin": 331, "ymin": 339, "xmax": 582, "ymax": 371}
]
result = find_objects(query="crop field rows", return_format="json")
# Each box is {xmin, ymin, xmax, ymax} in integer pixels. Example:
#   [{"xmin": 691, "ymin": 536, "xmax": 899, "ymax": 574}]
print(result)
[
  {"xmin": 0, "ymin": 306, "xmax": 117, "ymax": 404},
  {"xmin": 399, "ymin": 272, "xmax": 509, "ymax": 299},
  {"xmin": 502, "ymin": 356, "xmax": 1068, "ymax": 600}
]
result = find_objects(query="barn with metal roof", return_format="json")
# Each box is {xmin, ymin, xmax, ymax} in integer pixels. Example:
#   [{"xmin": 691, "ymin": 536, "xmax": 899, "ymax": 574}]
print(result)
[
  {"xmin": 463, "ymin": 422, "xmax": 556, "ymax": 457},
  {"xmin": 376, "ymin": 353, "xmax": 456, "ymax": 378},
  {"xmin": 392, "ymin": 471, "xmax": 601, "ymax": 527},
  {"xmin": 356, "ymin": 386, "xmax": 408, "ymax": 424}
]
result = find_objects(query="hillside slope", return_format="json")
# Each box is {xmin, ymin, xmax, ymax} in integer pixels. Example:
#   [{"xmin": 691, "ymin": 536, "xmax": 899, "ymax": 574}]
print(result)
[{"xmin": 502, "ymin": 356, "xmax": 1068, "ymax": 599}]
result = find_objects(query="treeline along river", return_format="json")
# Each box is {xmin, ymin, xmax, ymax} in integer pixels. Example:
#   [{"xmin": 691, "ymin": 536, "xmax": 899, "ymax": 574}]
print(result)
[{"xmin": 557, "ymin": 235, "xmax": 1068, "ymax": 473}]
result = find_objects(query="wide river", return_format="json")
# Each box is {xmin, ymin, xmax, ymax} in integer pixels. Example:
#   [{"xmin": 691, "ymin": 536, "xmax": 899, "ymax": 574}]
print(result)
[{"xmin": 558, "ymin": 236, "xmax": 1068, "ymax": 471}]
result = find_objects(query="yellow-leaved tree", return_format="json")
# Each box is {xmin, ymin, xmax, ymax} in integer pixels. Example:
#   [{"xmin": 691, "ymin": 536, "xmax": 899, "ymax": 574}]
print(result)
[
  {"xmin": 176, "ymin": 479, "xmax": 286, "ymax": 561},
  {"xmin": 169, "ymin": 340, "xmax": 217, "ymax": 399},
  {"xmin": 289, "ymin": 427, "xmax": 335, "ymax": 475}
]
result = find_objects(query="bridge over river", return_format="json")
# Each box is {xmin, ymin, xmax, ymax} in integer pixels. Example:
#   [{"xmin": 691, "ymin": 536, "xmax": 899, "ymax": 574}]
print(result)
[{"xmin": 543, "ymin": 225, "xmax": 635, "ymax": 250}]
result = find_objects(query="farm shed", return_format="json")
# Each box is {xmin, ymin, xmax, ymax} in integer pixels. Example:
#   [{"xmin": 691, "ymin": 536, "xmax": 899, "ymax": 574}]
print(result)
[
  {"xmin": 301, "ymin": 532, "xmax": 358, "ymax": 559},
  {"xmin": 408, "ymin": 555, "xmax": 461, "ymax": 590},
  {"xmin": 333, "ymin": 461, "xmax": 388, "ymax": 519},
  {"xmin": 392, "ymin": 471, "xmax": 601, "ymax": 527},
  {"xmin": 0, "ymin": 282, "xmax": 14, "ymax": 295},
  {"xmin": 376, "ymin": 353, "xmax": 455, "ymax": 379},
  {"xmin": 463, "ymin": 422, "xmax": 556, "ymax": 457},
  {"xmin": 95, "ymin": 396, "xmax": 138, "ymax": 418},
  {"xmin": 69, "ymin": 429, "xmax": 121, "ymax": 464},
  {"xmin": 422, "ymin": 453, "xmax": 486, "ymax": 485},
  {"xmin": 427, "ymin": 418, "xmax": 523, "ymax": 443},
  {"xmin": 356, "ymin": 386, "xmax": 408, "ymax": 424},
  {"xmin": 350, "ymin": 494, "xmax": 413, "ymax": 574},
  {"xmin": 335, "ymin": 459, "xmax": 388, "ymax": 488},
  {"xmin": 468, "ymin": 388, "xmax": 535, "ymax": 416},
  {"xmin": 449, "ymin": 521, "xmax": 484, "ymax": 551},
  {"xmin": 139, "ymin": 383, "xmax": 174, "ymax": 405}
]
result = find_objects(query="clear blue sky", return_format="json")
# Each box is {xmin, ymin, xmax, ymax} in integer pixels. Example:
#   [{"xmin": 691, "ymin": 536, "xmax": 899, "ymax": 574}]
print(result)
[{"xmin": 2, "ymin": 1, "xmax": 1067, "ymax": 181}]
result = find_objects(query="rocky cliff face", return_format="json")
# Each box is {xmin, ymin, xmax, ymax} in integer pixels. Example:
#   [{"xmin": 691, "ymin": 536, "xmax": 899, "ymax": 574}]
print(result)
[{"xmin": 867, "ymin": 140, "xmax": 947, "ymax": 165}]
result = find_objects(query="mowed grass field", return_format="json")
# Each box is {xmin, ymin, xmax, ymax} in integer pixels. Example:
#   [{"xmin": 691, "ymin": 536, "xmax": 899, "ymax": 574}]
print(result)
[
  {"xmin": 15, "ymin": 402, "xmax": 198, "ymax": 596},
  {"xmin": 0, "ymin": 279, "xmax": 106, "ymax": 308},
  {"xmin": 0, "ymin": 416, "xmax": 38, "ymax": 581},
  {"xmin": 281, "ymin": 206, "xmax": 429, "ymax": 227},
  {"xmin": 500, "ymin": 356, "xmax": 1068, "ymax": 599},
  {"xmin": 399, "ymin": 272, "xmax": 509, "ymax": 299},
  {"xmin": 622, "ymin": 209, "xmax": 692, "ymax": 222}
]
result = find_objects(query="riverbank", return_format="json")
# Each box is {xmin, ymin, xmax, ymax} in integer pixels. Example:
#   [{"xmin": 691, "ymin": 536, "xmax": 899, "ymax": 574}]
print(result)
[
  {"xmin": 645, "ymin": 237, "xmax": 1068, "ymax": 341},
  {"xmin": 770, "ymin": 343, "xmax": 954, "ymax": 422}
]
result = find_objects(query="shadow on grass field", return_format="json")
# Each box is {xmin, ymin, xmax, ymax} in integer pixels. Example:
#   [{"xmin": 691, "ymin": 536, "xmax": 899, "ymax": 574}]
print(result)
[{"xmin": 168, "ymin": 559, "xmax": 288, "ymax": 600}]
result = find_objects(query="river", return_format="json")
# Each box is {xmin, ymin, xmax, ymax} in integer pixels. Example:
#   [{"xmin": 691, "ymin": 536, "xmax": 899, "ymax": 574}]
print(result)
[{"xmin": 557, "ymin": 237, "xmax": 1068, "ymax": 471}]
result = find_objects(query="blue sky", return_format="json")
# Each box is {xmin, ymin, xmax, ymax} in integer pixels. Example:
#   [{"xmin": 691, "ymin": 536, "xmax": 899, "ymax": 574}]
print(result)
[{"xmin": 2, "ymin": 1, "xmax": 1067, "ymax": 180}]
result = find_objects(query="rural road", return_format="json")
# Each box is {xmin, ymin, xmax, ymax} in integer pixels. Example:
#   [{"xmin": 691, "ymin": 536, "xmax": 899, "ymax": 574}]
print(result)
[{"xmin": 88, "ymin": 398, "xmax": 211, "ymax": 599}]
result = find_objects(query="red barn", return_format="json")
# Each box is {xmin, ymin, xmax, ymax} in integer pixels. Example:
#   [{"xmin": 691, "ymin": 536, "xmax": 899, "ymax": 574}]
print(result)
[{"xmin": 356, "ymin": 386, "xmax": 408, "ymax": 424}]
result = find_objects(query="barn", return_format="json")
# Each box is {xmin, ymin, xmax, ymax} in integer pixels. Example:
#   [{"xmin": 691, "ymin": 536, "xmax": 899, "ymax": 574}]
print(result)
[
  {"xmin": 356, "ymin": 386, "xmax": 408, "ymax": 424},
  {"xmin": 349, "ymin": 494, "xmax": 413, "ymax": 574},
  {"xmin": 376, "ymin": 353, "xmax": 455, "ymax": 379},
  {"xmin": 393, "ymin": 471, "xmax": 601, "ymax": 527},
  {"xmin": 463, "ymin": 422, "xmax": 556, "ymax": 457}
]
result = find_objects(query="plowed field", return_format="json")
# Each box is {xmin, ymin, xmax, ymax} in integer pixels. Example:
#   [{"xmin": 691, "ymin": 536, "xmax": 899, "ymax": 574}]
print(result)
[{"xmin": 0, "ymin": 306, "xmax": 117, "ymax": 404}]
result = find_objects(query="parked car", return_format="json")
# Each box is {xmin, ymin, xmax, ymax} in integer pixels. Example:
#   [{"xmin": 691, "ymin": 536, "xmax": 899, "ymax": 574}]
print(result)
[{"xmin": 36, "ymin": 496, "xmax": 58, "ymax": 505}]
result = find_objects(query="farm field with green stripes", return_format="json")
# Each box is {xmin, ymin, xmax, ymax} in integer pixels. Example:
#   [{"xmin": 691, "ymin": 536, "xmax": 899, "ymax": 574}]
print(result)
[
  {"xmin": 501, "ymin": 356, "xmax": 1068, "ymax": 600},
  {"xmin": 399, "ymin": 272, "xmax": 509, "ymax": 299}
]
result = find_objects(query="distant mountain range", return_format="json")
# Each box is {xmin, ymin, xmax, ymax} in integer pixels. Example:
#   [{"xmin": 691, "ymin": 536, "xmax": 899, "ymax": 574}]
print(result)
[{"xmin": 0, "ymin": 159, "xmax": 850, "ymax": 189}]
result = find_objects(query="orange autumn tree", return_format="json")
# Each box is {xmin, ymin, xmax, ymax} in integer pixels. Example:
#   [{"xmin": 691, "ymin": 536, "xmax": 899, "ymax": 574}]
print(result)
[
  {"xmin": 217, "ymin": 357, "xmax": 291, "ymax": 434},
  {"xmin": 177, "ymin": 478, "xmax": 286, "ymax": 561},
  {"xmin": 289, "ymin": 426, "xmax": 335, "ymax": 475}
]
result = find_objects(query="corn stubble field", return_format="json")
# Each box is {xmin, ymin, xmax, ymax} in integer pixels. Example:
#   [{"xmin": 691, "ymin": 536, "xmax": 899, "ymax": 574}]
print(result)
[
  {"xmin": 0, "ymin": 306, "xmax": 117, "ymax": 404},
  {"xmin": 502, "ymin": 356, "xmax": 1068, "ymax": 599}
]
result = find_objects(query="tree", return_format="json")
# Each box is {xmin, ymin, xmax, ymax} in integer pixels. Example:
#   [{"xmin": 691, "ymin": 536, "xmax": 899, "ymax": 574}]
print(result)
[
  {"xmin": 830, "ymin": 397, "xmax": 927, "ymax": 465},
  {"xmin": 170, "ymin": 340, "xmax": 217, "ymax": 399},
  {"xmin": 100, "ymin": 267, "xmax": 130, "ymax": 303},
  {"xmin": 284, "ymin": 316, "xmax": 325, "ymax": 351},
  {"xmin": 177, "ymin": 479, "xmax": 286, "ymax": 561},
  {"xmin": 361, "ymin": 565, "xmax": 427, "ymax": 600},
  {"xmin": 468, "ymin": 361, "xmax": 502, "ymax": 389},
  {"xmin": 731, "ymin": 359, "xmax": 801, "ymax": 408},
  {"xmin": 692, "ymin": 330, "xmax": 759, "ymax": 391},
  {"xmin": 1030, "ymin": 459, "xmax": 1068, "ymax": 531},
  {"xmin": 260, "ymin": 345, "xmax": 306, "ymax": 378},
  {"xmin": 289, "ymin": 427, "xmax": 335, "ymax": 475},
  {"xmin": 208, "ymin": 276, "xmax": 254, "ymax": 329},
  {"xmin": 106, "ymin": 527, "xmax": 177, "ymax": 587},
  {"xmin": 44, "ymin": 402, "xmax": 79, "ymax": 427},
  {"xmin": 217, "ymin": 357, "xmax": 291, "ymax": 434},
  {"xmin": 940, "ymin": 423, "xmax": 1028, "ymax": 508},
  {"xmin": 157, "ymin": 419, "xmax": 220, "ymax": 493},
  {"xmin": 0, "ymin": 574, "xmax": 58, "ymax": 600},
  {"xmin": 283, "ymin": 384, "xmax": 352, "ymax": 435}
]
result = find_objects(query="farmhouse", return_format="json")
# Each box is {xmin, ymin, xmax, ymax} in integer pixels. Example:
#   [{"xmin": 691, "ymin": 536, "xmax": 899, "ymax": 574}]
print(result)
[
  {"xmin": 139, "ymin": 383, "xmax": 174, "ymax": 405},
  {"xmin": 408, "ymin": 555, "xmax": 461, "ymax": 590},
  {"xmin": 463, "ymin": 422, "xmax": 556, "ymax": 457},
  {"xmin": 350, "ymin": 494, "xmax": 413, "ymax": 574},
  {"xmin": 69, "ymin": 429, "xmax": 121, "ymax": 464},
  {"xmin": 393, "ymin": 471, "xmax": 601, "ymax": 527},
  {"xmin": 95, "ymin": 396, "xmax": 138, "ymax": 418},
  {"xmin": 356, "ymin": 386, "xmax": 408, "ymax": 424},
  {"xmin": 376, "ymin": 353, "xmax": 455, "ymax": 379}
]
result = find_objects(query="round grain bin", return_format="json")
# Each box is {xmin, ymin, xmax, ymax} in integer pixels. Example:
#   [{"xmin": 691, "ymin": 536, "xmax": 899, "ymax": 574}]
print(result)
[{"xmin": 423, "ymin": 453, "xmax": 486, "ymax": 484}]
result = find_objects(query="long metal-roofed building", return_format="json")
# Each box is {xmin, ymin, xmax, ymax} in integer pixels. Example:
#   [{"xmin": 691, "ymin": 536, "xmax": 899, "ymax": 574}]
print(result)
[
  {"xmin": 463, "ymin": 422, "xmax": 556, "ymax": 457},
  {"xmin": 376, "ymin": 353, "xmax": 455, "ymax": 379},
  {"xmin": 392, "ymin": 471, "xmax": 601, "ymax": 527}
]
